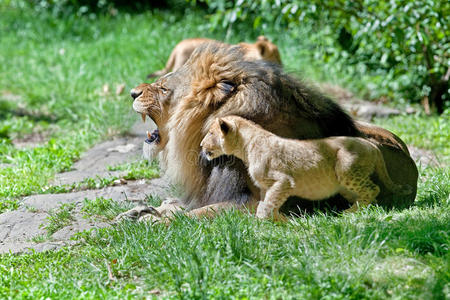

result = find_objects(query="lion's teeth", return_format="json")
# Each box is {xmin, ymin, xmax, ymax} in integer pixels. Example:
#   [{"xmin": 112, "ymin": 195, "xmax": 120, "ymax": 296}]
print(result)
[
  {"xmin": 141, "ymin": 113, "xmax": 146, "ymax": 123},
  {"xmin": 147, "ymin": 131, "xmax": 152, "ymax": 139}
]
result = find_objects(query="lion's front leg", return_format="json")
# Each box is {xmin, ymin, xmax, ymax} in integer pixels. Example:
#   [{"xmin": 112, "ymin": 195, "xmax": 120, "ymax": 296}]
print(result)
[
  {"xmin": 186, "ymin": 202, "xmax": 241, "ymax": 219},
  {"xmin": 115, "ymin": 198, "xmax": 185, "ymax": 223}
]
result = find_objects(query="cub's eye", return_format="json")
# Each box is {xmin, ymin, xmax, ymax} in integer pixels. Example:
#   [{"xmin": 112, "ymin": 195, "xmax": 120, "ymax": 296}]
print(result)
[{"xmin": 217, "ymin": 80, "xmax": 235, "ymax": 94}]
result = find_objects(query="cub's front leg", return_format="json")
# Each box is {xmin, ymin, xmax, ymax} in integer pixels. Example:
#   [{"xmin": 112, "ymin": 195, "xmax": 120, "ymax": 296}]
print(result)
[{"xmin": 256, "ymin": 177, "xmax": 291, "ymax": 221}]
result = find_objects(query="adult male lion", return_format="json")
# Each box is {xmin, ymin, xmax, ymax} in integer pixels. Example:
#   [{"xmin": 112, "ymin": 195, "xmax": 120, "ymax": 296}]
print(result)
[{"xmin": 125, "ymin": 43, "xmax": 418, "ymax": 221}]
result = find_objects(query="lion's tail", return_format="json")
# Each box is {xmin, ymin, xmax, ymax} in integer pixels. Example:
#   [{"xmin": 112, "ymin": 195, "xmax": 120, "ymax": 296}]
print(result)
[{"xmin": 374, "ymin": 149, "xmax": 412, "ymax": 195}]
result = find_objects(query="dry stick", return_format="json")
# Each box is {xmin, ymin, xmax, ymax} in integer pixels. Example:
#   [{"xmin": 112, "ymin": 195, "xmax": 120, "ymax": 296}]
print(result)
[{"xmin": 105, "ymin": 259, "xmax": 116, "ymax": 281}]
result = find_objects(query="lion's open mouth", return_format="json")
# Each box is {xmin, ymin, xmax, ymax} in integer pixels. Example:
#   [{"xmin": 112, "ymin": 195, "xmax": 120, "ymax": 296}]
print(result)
[
  {"xmin": 141, "ymin": 113, "xmax": 161, "ymax": 145},
  {"xmin": 145, "ymin": 129, "xmax": 160, "ymax": 144}
]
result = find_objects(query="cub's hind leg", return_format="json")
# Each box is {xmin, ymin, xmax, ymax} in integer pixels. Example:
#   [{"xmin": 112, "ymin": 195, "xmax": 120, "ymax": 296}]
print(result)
[
  {"xmin": 335, "ymin": 148, "xmax": 379, "ymax": 212},
  {"xmin": 256, "ymin": 177, "xmax": 291, "ymax": 221},
  {"xmin": 341, "ymin": 177, "xmax": 380, "ymax": 213}
]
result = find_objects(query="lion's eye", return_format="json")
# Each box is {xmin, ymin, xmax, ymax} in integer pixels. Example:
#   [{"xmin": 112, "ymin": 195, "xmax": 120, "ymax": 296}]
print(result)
[
  {"xmin": 218, "ymin": 80, "xmax": 235, "ymax": 94},
  {"xmin": 161, "ymin": 87, "xmax": 169, "ymax": 94}
]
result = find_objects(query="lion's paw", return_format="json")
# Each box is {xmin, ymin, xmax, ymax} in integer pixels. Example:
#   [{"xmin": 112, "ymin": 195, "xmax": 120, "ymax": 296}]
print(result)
[
  {"xmin": 137, "ymin": 213, "xmax": 166, "ymax": 224},
  {"xmin": 114, "ymin": 205, "xmax": 161, "ymax": 223}
]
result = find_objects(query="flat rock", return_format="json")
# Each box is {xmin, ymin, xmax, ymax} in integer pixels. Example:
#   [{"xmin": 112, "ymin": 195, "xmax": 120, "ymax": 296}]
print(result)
[
  {"xmin": 0, "ymin": 211, "xmax": 48, "ymax": 243},
  {"xmin": 53, "ymin": 137, "xmax": 142, "ymax": 186},
  {"xmin": 0, "ymin": 176, "xmax": 170, "ymax": 254},
  {"xmin": 342, "ymin": 102, "xmax": 402, "ymax": 121},
  {"xmin": 0, "ymin": 241, "xmax": 64, "ymax": 254},
  {"xmin": 52, "ymin": 119, "xmax": 155, "ymax": 186},
  {"xmin": 51, "ymin": 217, "xmax": 109, "ymax": 241},
  {"xmin": 23, "ymin": 179, "xmax": 169, "ymax": 211},
  {"xmin": 408, "ymin": 146, "xmax": 441, "ymax": 167}
]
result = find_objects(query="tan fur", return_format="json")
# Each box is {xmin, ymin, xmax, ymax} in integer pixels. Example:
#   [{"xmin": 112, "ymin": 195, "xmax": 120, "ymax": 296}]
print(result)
[
  {"xmin": 130, "ymin": 82, "xmax": 171, "ymax": 168},
  {"xmin": 119, "ymin": 42, "xmax": 417, "ymax": 224},
  {"xmin": 147, "ymin": 36, "xmax": 282, "ymax": 78},
  {"xmin": 201, "ymin": 116, "xmax": 411, "ymax": 220}
]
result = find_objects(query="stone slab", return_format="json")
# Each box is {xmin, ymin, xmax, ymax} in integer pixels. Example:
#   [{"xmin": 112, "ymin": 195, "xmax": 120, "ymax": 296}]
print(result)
[
  {"xmin": 0, "ymin": 176, "xmax": 170, "ymax": 254},
  {"xmin": 52, "ymin": 119, "xmax": 156, "ymax": 186}
]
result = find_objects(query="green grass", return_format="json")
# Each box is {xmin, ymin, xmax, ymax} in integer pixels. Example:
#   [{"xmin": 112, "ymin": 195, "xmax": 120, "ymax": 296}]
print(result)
[
  {"xmin": 108, "ymin": 159, "xmax": 160, "ymax": 181},
  {"xmin": 0, "ymin": 4, "xmax": 207, "ymax": 211},
  {"xmin": 374, "ymin": 111, "xmax": 450, "ymax": 165},
  {"xmin": 43, "ymin": 203, "xmax": 76, "ymax": 235},
  {"xmin": 1, "ymin": 204, "xmax": 449, "ymax": 298},
  {"xmin": 1, "ymin": 3, "xmax": 449, "ymax": 299},
  {"xmin": 81, "ymin": 194, "xmax": 162, "ymax": 221},
  {"xmin": 81, "ymin": 197, "xmax": 132, "ymax": 221}
]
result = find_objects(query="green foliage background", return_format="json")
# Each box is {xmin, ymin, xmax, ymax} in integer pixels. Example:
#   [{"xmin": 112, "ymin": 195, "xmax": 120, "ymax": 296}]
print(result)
[{"xmin": 194, "ymin": 0, "xmax": 450, "ymax": 112}]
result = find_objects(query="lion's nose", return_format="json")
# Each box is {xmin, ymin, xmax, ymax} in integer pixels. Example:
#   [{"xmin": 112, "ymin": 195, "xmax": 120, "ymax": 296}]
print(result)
[{"xmin": 130, "ymin": 89, "xmax": 143, "ymax": 100}]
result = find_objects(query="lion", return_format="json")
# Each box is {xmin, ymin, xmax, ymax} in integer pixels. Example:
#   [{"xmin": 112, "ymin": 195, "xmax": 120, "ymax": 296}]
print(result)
[
  {"xmin": 146, "ymin": 36, "xmax": 282, "ymax": 79},
  {"xmin": 123, "ymin": 42, "xmax": 418, "ymax": 223},
  {"xmin": 131, "ymin": 82, "xmax": 170, "ymax": 169},
  {"xmin": 200, "ymin": 115, "xmax": 411, "ymax": 220}
]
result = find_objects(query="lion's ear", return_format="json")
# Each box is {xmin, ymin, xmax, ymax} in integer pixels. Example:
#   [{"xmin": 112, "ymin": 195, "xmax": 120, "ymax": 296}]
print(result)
[
  {"xmin": 218, "ymin": 118, "xmax": 231, "ymax": 135},
  {"xmin": 257, "ymin": 35, "xmax": 268, "ymax": 42}
]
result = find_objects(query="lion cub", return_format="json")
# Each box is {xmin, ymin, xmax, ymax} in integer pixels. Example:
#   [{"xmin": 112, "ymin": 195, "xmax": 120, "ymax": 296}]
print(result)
[
  {"xmin": 200, "ymin": 116, "xmax": 410, "ymax": 220},
  {"xmin": 147, "ymin": 36, "xmax": 282, "ymax": 78}
]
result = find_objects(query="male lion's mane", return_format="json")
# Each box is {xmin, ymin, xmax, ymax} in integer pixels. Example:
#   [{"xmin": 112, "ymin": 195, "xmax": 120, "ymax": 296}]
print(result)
[{"xmin": 163, "ymin": 43, "xmax": 360, "ymax": 209}]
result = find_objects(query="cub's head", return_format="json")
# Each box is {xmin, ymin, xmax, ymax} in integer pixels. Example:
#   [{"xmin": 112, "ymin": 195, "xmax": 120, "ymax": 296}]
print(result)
[{"xmin": 200, "ymin": 117, "xmax": 238, "ymax": 161}]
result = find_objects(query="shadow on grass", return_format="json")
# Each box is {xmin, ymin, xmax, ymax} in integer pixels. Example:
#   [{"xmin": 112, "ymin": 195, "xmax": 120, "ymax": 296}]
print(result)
[{"xmin": 0, "ymin": 100, "xmax": 59, "ymax": 123}]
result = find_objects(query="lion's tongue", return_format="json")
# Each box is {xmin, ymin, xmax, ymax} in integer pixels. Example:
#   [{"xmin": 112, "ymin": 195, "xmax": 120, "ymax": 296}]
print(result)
[{"xmin": 145, "ymin": 129, "xmax": 160, "ymax": 144}]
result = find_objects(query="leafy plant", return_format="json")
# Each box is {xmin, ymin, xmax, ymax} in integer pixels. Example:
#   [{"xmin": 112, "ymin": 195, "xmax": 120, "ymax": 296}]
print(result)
[{"xmin": 195, "ymin": 0, "xmax": 449, "ymax": 113}]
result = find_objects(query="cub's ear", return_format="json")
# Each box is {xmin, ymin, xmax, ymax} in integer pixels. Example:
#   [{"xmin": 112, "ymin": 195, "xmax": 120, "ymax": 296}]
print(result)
[{"xmin": 218, "ymin": 118, "xmax": 231, "ymax": 135}]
